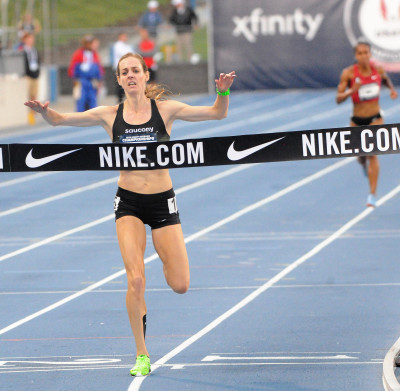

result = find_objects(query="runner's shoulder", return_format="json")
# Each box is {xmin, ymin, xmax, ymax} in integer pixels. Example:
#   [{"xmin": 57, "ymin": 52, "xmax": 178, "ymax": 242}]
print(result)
[
  {"xmin": 89, "ymin": 104, "xmax": 119, "ymax": 119},
  {"xmin": 342, "ymin": 65, "xmax": 354, "ymax": 79}
]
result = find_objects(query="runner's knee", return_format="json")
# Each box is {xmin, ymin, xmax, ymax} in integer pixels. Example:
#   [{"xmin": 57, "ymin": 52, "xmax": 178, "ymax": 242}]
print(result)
[
  {"xmin": 169, "ymin": 276, "xmax": 190, "ymax": 294},
  {"xmin": 127, "ymin": 274, "xmax": 145, "ymax": 297}
]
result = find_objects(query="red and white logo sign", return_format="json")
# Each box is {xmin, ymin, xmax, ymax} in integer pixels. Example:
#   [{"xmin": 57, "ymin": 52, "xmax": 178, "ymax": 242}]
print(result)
[{"xmin": 344, "ymin": 0, "xmax": 400, "ymax": 71}]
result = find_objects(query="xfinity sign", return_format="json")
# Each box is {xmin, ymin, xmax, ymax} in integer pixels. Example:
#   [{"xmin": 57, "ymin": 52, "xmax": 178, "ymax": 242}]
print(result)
[
  {"xmin": 213, "ymin": 1, "xmax": 360, "ymax": 89},
  {"xmin": 232, "ymin": 8, "xmax": 324, "ymax": 42}
]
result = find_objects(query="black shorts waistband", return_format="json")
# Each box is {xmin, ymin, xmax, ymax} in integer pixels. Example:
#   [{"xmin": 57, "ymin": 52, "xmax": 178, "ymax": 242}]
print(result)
[
  {"xmin": 351, "ymin": 112, "xmax": 382, "ymax": 126},
  {"xmin": 116, "ymin": 187, "xmax": 175, "ymax": 203}
]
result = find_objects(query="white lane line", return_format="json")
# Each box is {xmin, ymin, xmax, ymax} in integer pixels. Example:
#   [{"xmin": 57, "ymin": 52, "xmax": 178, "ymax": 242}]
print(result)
[
  {"xmin": 0, "ymin": 177, "xmax": 118, "ymax": 218},
  {"xmin": 128, "ymin": 182, "xmax": 400, "ymax": 391},
  {"xmin": 0, "ymin": 172, "xmax": 57, "ymax": 188},
  {"xmin": 170, "ymin": 361, "xmax": 381, "ymax": 368},
  {"xmin": 0, "ymin": 158, "xmax": 351, "ymax": 335},
  {"xmin": 3, "ymin": 281, "xmax": 400, "ymax": 296},
  {"xmin": 201, "ymin": 354, "xmax": 357, "ymax": 361}
]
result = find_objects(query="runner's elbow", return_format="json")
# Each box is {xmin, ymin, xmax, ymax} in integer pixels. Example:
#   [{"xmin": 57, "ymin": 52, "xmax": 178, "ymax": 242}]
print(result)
[{"xmin": 214, "ymin": 110, "xmax": 228, "ymax": 120}]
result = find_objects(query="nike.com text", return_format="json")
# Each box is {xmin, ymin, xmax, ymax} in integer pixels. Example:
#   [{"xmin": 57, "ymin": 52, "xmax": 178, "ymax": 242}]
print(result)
[
  {"xmin": 302, "ymin": 127, "xmax": 400, "ymax": 156},
  {"xmin": 99, "ymin": 142, "xmax": 204, "ymax": 168}
]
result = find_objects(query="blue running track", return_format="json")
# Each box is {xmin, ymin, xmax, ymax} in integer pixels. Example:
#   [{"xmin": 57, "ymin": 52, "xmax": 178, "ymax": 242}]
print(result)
[{"xmin": 0, "ymin": 89, "xmax": 399, "ymax": 391}]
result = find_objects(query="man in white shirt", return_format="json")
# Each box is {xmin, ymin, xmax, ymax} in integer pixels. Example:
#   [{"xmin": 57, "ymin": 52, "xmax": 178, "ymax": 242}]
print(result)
[{"xmin": 112, "ymin": 32, "xmax": 134, "ymax": 102}]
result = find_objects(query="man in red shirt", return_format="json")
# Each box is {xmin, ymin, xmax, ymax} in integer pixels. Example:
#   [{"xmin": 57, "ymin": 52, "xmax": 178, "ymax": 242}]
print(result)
[{"xmin": 137, "ymin": 28, "xmax": 157, "ymax": 82}]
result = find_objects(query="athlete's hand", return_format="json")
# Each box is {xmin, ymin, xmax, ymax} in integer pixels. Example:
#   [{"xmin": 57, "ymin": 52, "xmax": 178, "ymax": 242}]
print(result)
[
  {"xmin": 215, "ymin": 71, "xmax": 236, "ymax": 93},
  {"xmin": 351, "ymin": 78, "xmax": 362, "ymax": 93},
  {"xmin": 390, "ymin": 89, "xmax": 398, "ymax": 100},
  {"xmin": 24, "ymin": 100, "xmax": 50, "ymax": 114}
]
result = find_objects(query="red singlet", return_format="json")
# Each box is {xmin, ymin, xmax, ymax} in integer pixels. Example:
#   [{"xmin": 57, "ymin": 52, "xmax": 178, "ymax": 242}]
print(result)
[{"xmin": 351, "ymin": 64, "xmax": 381, "ymax": 104}]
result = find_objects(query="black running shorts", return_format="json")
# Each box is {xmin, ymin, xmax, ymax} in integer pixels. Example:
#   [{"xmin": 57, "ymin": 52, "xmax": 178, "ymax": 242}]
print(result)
[
  {"xmin": 351, "ymin": 112, "xmax": 382, "ymax": 126},
  {"xmin": 114, "ymin": 187, "xmax": 180, "ymax": 230}
]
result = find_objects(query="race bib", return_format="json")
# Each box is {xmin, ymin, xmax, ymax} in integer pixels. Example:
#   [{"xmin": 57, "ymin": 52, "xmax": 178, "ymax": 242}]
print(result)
[
  {"xmin": 358, "ymin": 82, "xmax": 380, "ymax": 101},
  {"xmin": 167, "ymin": 197, "xmax": 178, "ymax": 214}
]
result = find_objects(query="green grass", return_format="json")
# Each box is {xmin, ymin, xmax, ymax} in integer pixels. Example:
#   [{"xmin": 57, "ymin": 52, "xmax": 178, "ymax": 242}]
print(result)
[
  {"xmin": 55, "ymin": 0, "xmax": 170, "ymax": 29},
  {"xmin": 10, "ymin": 0, "xmax": 169, "ymax": 29},
  {"xmin": 9, "ymin": 0, "xmax": 208, "ymax": 60},
  {"xmin": 193, "ymin": 26, "xmax": 208, "ymax": 60}
]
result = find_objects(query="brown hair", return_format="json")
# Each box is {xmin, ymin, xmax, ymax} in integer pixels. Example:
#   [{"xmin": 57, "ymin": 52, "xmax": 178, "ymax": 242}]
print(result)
[{"xmin": 116, "ymin": 53, "xmax": 171, "ymax": 100}]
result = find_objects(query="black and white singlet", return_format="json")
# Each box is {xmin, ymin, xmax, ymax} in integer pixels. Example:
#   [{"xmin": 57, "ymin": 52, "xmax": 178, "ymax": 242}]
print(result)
[{"xmin": 112, "ymin": 99, "xmax": 170, "ymax": 144}]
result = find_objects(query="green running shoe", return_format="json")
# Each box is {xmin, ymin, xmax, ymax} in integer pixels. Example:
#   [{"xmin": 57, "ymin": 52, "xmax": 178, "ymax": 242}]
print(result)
[{"xmin": 130, "ymin": 354, "xmax": 151, "ymax": 377}]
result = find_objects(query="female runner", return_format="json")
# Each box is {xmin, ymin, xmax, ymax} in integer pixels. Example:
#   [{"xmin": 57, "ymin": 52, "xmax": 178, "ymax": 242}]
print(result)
[
  {"xmin": 336, "ymin": 40, "xmax": 397, "ymax": 207},
  {"xmin": 25, "ymin": 53, "xmax": 236, "ymax": 376}
]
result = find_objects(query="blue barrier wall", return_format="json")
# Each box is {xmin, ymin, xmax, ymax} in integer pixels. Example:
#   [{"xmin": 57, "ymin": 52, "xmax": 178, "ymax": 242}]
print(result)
[{"xmin": 212, "ymin": 0, "xmax": 400, "ymax": 90}]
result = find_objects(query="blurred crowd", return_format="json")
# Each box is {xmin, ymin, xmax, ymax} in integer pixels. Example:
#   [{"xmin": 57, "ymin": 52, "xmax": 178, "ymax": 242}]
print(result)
[
  {"xmin": 67, "ymin": 0, "xmax": 200, "ymax": 112},
  {"xmin": 11, "ymin": 0, "xmax": 201, "ymax": 118}
]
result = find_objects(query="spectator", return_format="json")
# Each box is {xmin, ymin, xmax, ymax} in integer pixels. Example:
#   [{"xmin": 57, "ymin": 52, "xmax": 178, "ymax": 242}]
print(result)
[
  {"xmin": 22, "ymin": 32, "xmax": 40, "ymax": 125},
  {"xmin": 169, "ymin": 0, "xmax": 198, "ymax": 62},
  {"xmin": 68, "ymin": 34, "xmax": 104, "ymax": 112},
  {"xmin": 17, "ymin": 11, "xmax": 42, "ymax": 35},
  {"xmin": 14, "ymin": 12, "xmax": 41, "ymax": 51},
  {"xmin": 137, "ymin": 28, "xmax": 157, "ymax": 83},
  {"xmin": 91, "ymin": 37, "xmax": 105, "ymax": 97},
  {"xmin": 112, "ymin": 32, "xmax": 134, "ymax": 102},
  {"xmin": 17, "ymin": 11, "xmax": 41, "ymax": 40},
  {"xmin": 138, "ymin": 1, "xmax": 164, "ymax": 40}
]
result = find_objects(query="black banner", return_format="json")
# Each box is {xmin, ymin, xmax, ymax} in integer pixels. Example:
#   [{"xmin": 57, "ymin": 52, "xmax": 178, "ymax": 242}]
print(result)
[
  {"xmin": 1, "ymin": 123, "xmax": 400, "ymax": 172},
  {"xmin": 0, "ymin": 144, "xmax": 10, "ymax": 172}
]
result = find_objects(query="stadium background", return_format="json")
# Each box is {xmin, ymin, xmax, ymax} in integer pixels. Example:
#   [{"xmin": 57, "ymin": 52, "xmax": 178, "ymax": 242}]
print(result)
[
  {"xmin": 1, "ymin": 1, "xmax": 399, "ymax": 105},
  {"xmin": 1, "ymin": 1, "xmax": 400, "ymax": 390}
]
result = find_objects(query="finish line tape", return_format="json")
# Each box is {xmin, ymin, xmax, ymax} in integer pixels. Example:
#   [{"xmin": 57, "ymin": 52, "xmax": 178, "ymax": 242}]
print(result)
[{"xmin": 1, "ymin": 123, "xmax": 400, "ymax": 172}]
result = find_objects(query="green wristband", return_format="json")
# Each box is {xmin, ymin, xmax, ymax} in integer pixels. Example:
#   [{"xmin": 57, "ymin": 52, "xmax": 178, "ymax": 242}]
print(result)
[{"xmin": 216, "ymin": 88, "xmax": 230, "ymax": 96}]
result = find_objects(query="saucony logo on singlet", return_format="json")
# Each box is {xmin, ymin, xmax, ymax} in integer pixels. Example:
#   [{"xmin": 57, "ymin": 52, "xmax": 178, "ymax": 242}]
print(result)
[
  {"xmin": 125, "ymin": 127, "xmax": 154, "ymax": 133},
  {"xmin": 25, "ymin": 148, "xmax": 82, "ymax": 168},
  {"xmin": 227, "ymin": 137, "xmax": 285, "ymax": 161}
]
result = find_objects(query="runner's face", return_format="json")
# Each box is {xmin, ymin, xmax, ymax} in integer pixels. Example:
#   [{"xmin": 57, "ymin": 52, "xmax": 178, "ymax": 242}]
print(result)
[
  {"xmin": 354, "ymin": 44, "xmax": 371, "ymax": 66},
  {"xmin": 118, "ymin": 57, "xmax": 149, "ymax": 93}
]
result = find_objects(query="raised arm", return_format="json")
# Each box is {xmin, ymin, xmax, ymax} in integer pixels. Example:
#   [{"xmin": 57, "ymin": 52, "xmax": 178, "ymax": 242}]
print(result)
[
  {"xmin": 162, "ymin": 71, "xmax": 237, "ymax": 123},
  {"xmin": 24, "ymin": 100, "xmax": 112, "ymax": 127}
]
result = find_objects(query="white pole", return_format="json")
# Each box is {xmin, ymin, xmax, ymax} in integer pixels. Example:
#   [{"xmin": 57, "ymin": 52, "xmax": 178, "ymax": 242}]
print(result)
[
  {"xmin": 1, "ymin": 0, "xmax": 9, "ymax": 49},
  {"xmin": 206, "ymin": 0, "xmax": 215, "ymax": 95},
  {"xmin": 42, "ymin": 0, "xmax": 50, "ymax": 64}
]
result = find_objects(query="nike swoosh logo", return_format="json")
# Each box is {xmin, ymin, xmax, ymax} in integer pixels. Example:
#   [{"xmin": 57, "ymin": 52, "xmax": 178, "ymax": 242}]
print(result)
[
  {"xmin": 25, "ymin": 148, "xmax": 82, "ymax": 168},
  {"xmin": 227, "ymin": 137, "xmax": 285, "ymax": 161}
]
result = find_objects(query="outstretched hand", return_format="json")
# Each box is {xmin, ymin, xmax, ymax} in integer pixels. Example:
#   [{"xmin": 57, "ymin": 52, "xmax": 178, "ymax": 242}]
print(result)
[
  {"xmin": 215, "ymin": 71, "xmax": 236, "ymax": 93},
  {"xmin": 24, "ymin": 100, "xmax": 50, "ymax": 114}
]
